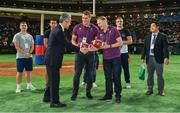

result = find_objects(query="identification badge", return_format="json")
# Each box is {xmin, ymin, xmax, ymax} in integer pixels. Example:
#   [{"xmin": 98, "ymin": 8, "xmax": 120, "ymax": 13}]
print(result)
[
  {"xmin": 82, "ymin": 37, "xmax": 87, "ymax": 43},
  {"xmin": 25, "ymin": 43, "xmax": 29, "ymax": 49}
]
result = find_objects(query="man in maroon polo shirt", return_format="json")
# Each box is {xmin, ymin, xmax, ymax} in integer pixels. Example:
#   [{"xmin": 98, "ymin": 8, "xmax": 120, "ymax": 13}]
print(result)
[
  {"xmin": 97, "ymin": 16, "xmax": 123, "ymax": 104},
  {"xmin": 71, "ymin": 10, "xmax": 99, "ymax": 101}
]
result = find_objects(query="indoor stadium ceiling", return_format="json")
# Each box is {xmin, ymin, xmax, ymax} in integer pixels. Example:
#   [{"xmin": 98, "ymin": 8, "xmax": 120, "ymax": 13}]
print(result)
[
  {"xmin": 0, "ymin": 0, "xmax": 179, "ymax": 15},
  {"xmin": 17, "ymin": 0, "xmax": 156, "ymax": 4}
]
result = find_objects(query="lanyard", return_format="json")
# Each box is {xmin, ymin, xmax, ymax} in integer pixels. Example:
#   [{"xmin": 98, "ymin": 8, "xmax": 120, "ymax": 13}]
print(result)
[{"xmin": 82, "ymin": 25, "xmax": 91, "ymax": 43}]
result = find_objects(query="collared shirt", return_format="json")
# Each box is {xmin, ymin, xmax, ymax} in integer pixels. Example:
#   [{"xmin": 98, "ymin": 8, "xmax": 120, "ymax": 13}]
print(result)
[
  {"xmin": 59, "ymin": 23, "xmax": 64, "ymax": 32},
  {"xmin": 149, "ymin": 32, "xmax": 159, "ymax": 56},
  {"xmin": 72, "ymin": 23, "xmax": 99, "ymax": 44},
  {"xmin": 97, "ymin": 25, "xmax": 121, "ymax": 60}
]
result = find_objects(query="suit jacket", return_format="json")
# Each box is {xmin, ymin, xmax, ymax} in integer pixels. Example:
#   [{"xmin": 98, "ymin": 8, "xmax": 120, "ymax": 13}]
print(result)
[
  {"xmin": 141, "ymin": 32, "xmax": 169, "ymax": 64},
  {"xmin": 45, "ymin": 24, "xmax": 67, "ymax": 68}
]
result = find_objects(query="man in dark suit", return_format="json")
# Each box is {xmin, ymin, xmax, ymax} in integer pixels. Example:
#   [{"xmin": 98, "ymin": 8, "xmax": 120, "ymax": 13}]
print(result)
[
  {"xmin": 43, "ymin": 13, "xmax": 71, "ymax": 108},
  {"xmin": 141, "ymin": 21, "xmax": 169, "ymax": 96}
]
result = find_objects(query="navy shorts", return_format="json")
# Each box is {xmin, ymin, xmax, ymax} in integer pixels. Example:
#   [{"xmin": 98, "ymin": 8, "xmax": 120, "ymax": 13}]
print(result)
[{"xmin": 16, "ymin": 58, "xmax": 33, "ymax": 72}]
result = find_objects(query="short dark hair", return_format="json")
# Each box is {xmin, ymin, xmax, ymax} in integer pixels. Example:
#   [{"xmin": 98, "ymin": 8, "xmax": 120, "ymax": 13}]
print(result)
[
  {"xmin": 83, "ymin": 10, "xmax": 91, "ymax": 16},
  {"xmin": 50, "ymin": 17, "xmax": 57, "ymax": 22},
  {"xmin": 151, "ymin": 21, "xmax": 160, "ymax": 27},
  {"xmin": 20, "ymin": 21, "xmax": 27, "ymax": 24},
  {"xmin": 19, "ymin": 16, "xmax": 28, "ymax": 25},
  {"xmin": 19, "ymin": 21, "xmax": 28, "ymax": 28}
]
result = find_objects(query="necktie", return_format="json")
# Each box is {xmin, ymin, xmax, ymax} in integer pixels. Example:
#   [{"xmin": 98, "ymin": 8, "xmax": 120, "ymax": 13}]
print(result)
[
  {"xmin": 152, "ymin": 34, "xmax": 156, "ymax": 45},
  {"xmin": 150, "ymin": 34, "xmax": 156, "ymax": 55}
]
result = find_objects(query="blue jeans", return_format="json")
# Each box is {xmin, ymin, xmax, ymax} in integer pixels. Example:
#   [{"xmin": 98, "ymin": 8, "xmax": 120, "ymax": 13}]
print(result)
[{"xmin": 103, "ymin": 57, "xmax": 122, "ymax": 99}]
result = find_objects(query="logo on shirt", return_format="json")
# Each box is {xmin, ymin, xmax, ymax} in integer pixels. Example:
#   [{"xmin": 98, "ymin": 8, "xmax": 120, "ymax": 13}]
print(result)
[
  {"xmin": 99, "ymin": 34, "xmax": 104, "ymax": 41},
  {"xmin": 79, "ymin": 27, "xmax": 82, "ymax": 31},
  {"xmin": 100, "ymin": 34, "xmax": 103, "ymax": 39},
  {"xmin": 90, "ymin": 28, "xmax": 93, "ymax": 31}
]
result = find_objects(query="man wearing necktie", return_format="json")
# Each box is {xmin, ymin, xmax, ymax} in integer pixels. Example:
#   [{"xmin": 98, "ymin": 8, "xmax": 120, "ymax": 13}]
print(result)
[
  {"xmin": 43, "ymin": 13, "xmax": 71, "ymax": 108},
  {"xmin": 150, "ymin": 34, "xmax": 157, "ymax": 55},
  {"xmin": 141, "ymin": 21, "xmax": 169, "ymax": 96}
]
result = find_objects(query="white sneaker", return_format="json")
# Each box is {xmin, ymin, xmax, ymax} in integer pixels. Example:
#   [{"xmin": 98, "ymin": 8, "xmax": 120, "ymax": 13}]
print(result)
[
  {"xmin": 27, "ymin": 84, "xmax": 36, "ymax": 91},
  {"xmin": 16, "ymin": 87, "xmax": 21, "ymax": 93},
  {"xmin": 126, "ymin": 83, "xmax": 131, "ymax": 89},
  {"xmin": 80, "ymin": 82, "xmax": 87, "ymax": 88},
  {"xmin": 93, "ymin": 83, "xmax": 97, "ymax": 88}
]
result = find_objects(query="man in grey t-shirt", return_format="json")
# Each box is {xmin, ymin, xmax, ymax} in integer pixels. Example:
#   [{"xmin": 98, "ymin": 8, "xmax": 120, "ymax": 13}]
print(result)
[{"xmin": 12, "ymin": 21, "xmax": 36, "ymax": 93}]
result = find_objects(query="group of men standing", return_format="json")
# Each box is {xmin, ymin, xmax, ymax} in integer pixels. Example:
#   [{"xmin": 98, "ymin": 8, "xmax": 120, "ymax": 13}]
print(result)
[{"xmin": 13, "ymin": 10, "xmax": 169, "ymax": 108}]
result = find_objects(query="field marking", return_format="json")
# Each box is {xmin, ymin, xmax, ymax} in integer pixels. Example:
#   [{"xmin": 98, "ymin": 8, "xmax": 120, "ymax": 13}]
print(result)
[{"xmin": 0, "ymin": 65, "xmax": 75, "ymax": 70}]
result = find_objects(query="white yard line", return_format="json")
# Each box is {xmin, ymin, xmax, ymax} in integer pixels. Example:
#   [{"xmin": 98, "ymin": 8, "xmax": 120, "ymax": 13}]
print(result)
[{"xmin": 0, "ymin": 65, "xmax": 74, "ymax": 70}]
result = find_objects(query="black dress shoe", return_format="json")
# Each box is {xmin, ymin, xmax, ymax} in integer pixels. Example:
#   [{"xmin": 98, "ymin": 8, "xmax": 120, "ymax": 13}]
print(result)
[
  {"xmin": 99, "ymin": 96, "xmax": 112, "ymax": 101},
  {"xmin": 86, "ymin": 93, "xmax": 93, "ymax": 99},
  {"xmin": 71, "ymin": 94, "xmax": 77, "ymax": 101},
  {"xmin": 145, "ymin": 90, "xmax": 153, "ymax": 95},
  {"xmin": 50, "ymin": 103, "xmax": 67, "ymax": 108},
  {"xmin": 43, "ymin": 96, "xmax": 50, "ymax": 103},
  {"xmin": 115, "ymin": 99, "xmax": 121, "ymax": 104}
]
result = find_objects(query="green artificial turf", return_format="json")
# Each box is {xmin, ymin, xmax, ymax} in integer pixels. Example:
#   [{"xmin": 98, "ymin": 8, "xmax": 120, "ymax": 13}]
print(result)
[{"xmin": 0, "ymin": 54, "xmax": 179, "ymax": 112}]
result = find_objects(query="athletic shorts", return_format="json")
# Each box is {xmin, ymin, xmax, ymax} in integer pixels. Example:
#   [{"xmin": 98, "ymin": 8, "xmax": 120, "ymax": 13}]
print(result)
[{"xmin": 16, "ymin": 58, "xmax": 33, "ymax": 72}]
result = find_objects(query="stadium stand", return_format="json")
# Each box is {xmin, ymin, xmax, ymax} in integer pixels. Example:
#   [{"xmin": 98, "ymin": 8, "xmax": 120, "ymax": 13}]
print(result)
[{"xmin": 0, "ymin": 0, "xmax": 179, "ymax": 54}]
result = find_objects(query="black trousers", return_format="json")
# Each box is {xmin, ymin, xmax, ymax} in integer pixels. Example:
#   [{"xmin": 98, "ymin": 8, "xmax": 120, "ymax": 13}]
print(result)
[
  {"xmin": 121, "ymin": 53, "xmax": 130, "ymax": 83},
  {"xmin": 72, "ymin": 52, "xmax": 94, "ymax": 95},
  {"xmin": 44, "ymin": 65, "xmax": 60, "ymax": 104},
  {"xmin": 103, "ymin": 57, "xmax": 122, "ymax": 99}
]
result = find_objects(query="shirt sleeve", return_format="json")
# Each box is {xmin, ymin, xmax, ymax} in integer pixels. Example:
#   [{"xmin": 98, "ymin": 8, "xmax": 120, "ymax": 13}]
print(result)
[
  {"xmin": 72, "ymin": 25, "xmax": 78, "ymax": 36},
  {"xmin": 44, "ymin": 30, "xmax": 50, "ymax": 39},
  {"xmin": 125, "ymin": 29, "xmax": 131, "ymax": 36},
  {"xmin": 96, "ymin": 32, "xmax": 101, "ymax": 40},
  {"xmin": 114, "ymin": 27, "xmax": 121, "ymax": 39},
  {"xmin": 12, "ymin": 34, "xmax": 19, "ymax": 44},
  {"xmin": 94, "ymin": 26, "xmax": 99, "ymax": 39},
  {"xmin": 30, "ymin": 35, "xmax": 34, "ymax": 46}
]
